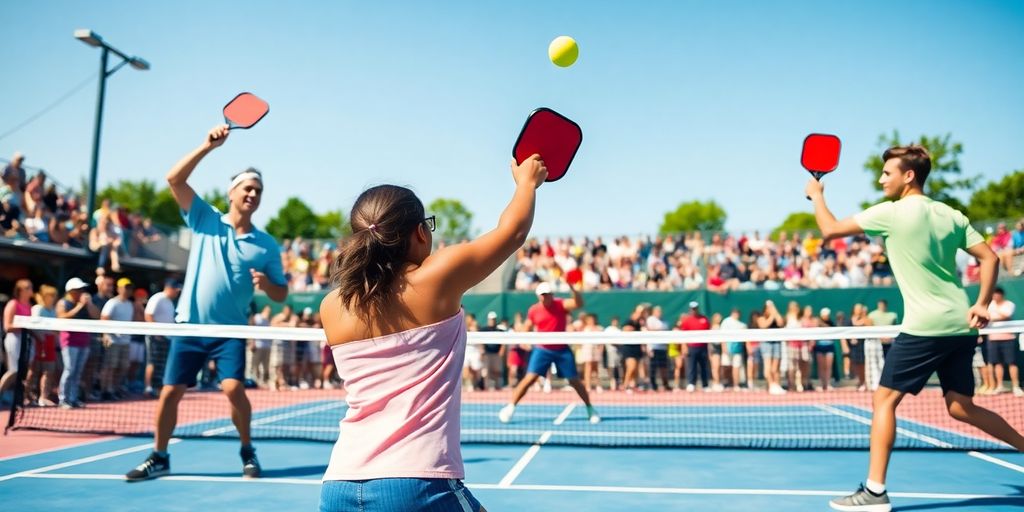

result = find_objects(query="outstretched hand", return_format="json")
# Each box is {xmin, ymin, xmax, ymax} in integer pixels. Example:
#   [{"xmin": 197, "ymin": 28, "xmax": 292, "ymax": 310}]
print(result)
[{"xmin": 511, "ymin": 154, "xmax": 547, "ymax": 189}]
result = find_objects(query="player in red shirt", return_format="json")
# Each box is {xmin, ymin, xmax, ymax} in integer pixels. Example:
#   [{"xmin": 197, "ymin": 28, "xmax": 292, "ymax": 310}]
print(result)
[
  {"xmin": 679, "ymin": 301, "xmax": 712, "ymax": 391},
  {"xmin": 498, "ymin": 282, "xmax": 600, "ymax": 424}
]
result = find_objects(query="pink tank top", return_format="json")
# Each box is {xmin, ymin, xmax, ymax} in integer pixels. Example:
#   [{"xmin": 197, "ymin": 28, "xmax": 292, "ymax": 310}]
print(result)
[{"xmin": 323, "ymin": 309, "xmax": 467, "ymax": 480}]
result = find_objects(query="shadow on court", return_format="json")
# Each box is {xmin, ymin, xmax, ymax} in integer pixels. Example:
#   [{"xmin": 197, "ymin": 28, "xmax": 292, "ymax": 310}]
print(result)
[{"xmin": 894, "ymin": 485, "xmax": 1024, "ymax": 511}]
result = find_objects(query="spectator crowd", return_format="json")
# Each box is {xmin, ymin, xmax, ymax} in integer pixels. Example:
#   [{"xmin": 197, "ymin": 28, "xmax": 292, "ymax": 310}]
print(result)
[
  {"xmin": 1, "ymin": 275, "xmax": 1021, "ymax": 410},
  {"xmin": 512, "ymin": 226, "xmax": 1024, "ymax": 294},
  {"xmin": 2, "ymin": 152, "xmax": 164, "ymax": 272}
]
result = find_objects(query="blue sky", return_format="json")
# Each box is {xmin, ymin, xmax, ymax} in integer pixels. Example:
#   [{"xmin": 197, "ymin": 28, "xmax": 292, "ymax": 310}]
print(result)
[{"xmin": 2, "ymin": 0, "xmax": 1022, "ymax": 238}]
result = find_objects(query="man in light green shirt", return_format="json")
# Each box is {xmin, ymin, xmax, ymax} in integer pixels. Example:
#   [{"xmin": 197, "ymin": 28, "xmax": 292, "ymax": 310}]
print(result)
[{"xmin": 806, "ymin": 144, "xmax": 1024, "ymax": 512}]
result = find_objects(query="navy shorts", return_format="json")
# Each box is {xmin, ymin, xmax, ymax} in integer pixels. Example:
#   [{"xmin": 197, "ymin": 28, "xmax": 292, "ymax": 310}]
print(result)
[
  {"xmin": 320, "ymin": 478, "xmax": 481, "ymax": 512},
  {"xmin": 164, "ymin": 336, "xmax": 246, "ymax": 387},
  {"xmin": 879, "ymin": 333, "xmax": 976, "ymax": 396},
  {"xmin": 813, "ymin": 342, "xmax": 836, "ymax": 355},
  {"xmin": 987, "ymin": 339, "xmax": 1018, "ymax": 366},
  {"xmin": 527, "ymin": 347, "xmax": 578, "ymax": 379}
]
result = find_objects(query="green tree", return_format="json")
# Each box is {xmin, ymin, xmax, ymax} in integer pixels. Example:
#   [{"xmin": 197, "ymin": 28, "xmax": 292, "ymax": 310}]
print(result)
[
  {"xmin": 862, "ymin": 131, "xmax": 979, "ymax": 212},
  {"xmin": 968, "ymin": 170, "xmax": 1024, "ymax": 222},
  {"xmin": 96, "ymin": 179, "xmax": 183, "ymax": 227},
  {"xmin": 316, "ymin": 209, "xmax": 351, "ymax": 239},
  {"xmin": 264, "ymin": 197, "xmax": 350, "ymax": 240},
  {"xmin": 428, "ymin": 198, "xmax": 474, "ymax": 243},
  {"xmin": 659, "ymin": 200, "xmax": 727, "ymax": 234},
  {"xmin": 770, "ymin": 212, "xmax": 819, "ymax": 240},
  {"xmin": 266, "ymin": 197, "xmax": 320, "ymax": 239},
  {"xmin": 203, "ymin": 189, "xmax": 230, "ymax": 213}
]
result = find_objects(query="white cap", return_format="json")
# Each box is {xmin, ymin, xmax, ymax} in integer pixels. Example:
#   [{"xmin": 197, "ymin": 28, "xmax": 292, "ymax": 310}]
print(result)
[
  {"xmin": 487, "ymin": 311, "xmax": 498, "ymax": 319},
  {"xmin": 820, "ymin": 307, "xmax": 831, "ymax": 316},
  {"xmin": 535, "ymin": 282, "xmax": 553, "ymax": 296},
  {"xmin": 689, "ymin": 301, "xmax": 699, "ymax": 309},
  {"xmin": 303, "ymin": 307, "xmax": 314, "ymax": 316},
  {"xmin": 65, "ymin": 277, "xmax": 89, "ymax": 292}
]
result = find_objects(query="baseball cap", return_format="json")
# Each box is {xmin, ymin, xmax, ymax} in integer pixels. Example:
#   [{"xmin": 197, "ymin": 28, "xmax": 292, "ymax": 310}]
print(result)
[
  {"xmin": 487, "ymin": 311, "xmax": 498, "ymax": 319},
  {"xmin": 535, "ymin": 282, "xmax": 553, "ymax": 296},
  {"xmin": 820, "ymin": 307, "xmax": 832, "ymax": 316},
  {"xmin": 117, "ymin": 277, "xmax": 133, "ymax": 288},
  {"xmin": 164, "ymin": 278, "xmax": 182, "ymax": 289},
  {"xmin": 688, "ymin": 301, "xmax": 699, "ymax": 309},
  {"xmin": 303, "ymin": 307, "xmax": 314, "ymax": 316},
  {"xmin": 64, "ymin": 277, "xmax": 89, "ymax": 292}
]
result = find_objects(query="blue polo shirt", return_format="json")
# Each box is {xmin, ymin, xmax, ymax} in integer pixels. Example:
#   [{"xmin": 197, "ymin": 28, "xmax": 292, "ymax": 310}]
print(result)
[{"xmin": 176, "ymin": 195, "xmax": 286, "ymax": 326}]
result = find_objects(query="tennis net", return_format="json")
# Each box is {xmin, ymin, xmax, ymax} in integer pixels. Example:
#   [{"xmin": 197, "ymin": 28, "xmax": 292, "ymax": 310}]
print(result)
[{"xmin": 6, "ymin": 315, "xmax": 1024, "ymax": 451}]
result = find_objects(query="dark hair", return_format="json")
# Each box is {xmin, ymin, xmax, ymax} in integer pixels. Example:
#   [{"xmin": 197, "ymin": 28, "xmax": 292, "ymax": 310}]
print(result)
[
  {"xmin": 882, "ymin": 144, "xmax": 931, "ymax": 187},
  {"xmin": 994, "ymin": 286, "xmax": 1005, "ymax": 295},
  {"xmin": 331, "ymin": 185, "xmax": 425, "ymax": 320}
]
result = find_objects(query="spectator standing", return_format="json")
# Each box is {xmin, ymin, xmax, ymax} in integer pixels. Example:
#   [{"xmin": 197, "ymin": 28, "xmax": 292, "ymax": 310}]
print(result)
[
  {"xmin": 144, "ymin": 279, "xmax": 181, "ymax": 397},
  {"xmin": 28, "ymin": 284, "xmax": 59, "ymax": 406},
  {"xmin": 56, "ymin": 278, "xmax": 100, "ymax": 408},
  {"xmin": 815, "ymin": 307, "xmax": 837, "ymax": 392},
  {"xmin": 720, "ymin": 308, "xmax": 748, "ymax": 392},
  {"xmin": 479, "ymin": 311, "xmax": 505, "ymax": 391},
  {"xmin": 680, "ymin": 301, "xmax": 711, "ymax": 392},
  {"xmin": 1, "ymin": 279, "xmax": 34, "ymax": 402},
  {"xmin": 248, "ymin": 305, "xmax": 273, "ymax": 389},
  {"xmin": 646, "ymin": 305, "xmax": 671, "ymax": 391},
  {"xmin": 987, "ymin": 287, "xmax": 1021, "ymax": 396},
  {"xmin": 758, "ymin": 300, "xmax": 786, "ymax": 395},
  {"xmin": 866, "ymin": 299, "xmax": 898, "ymax": 390},
  {"xmin": 271, "ymin": 304, "xmax": 299, "ymax": 391},
  {"xmin": 99, "ymin": 278, "xmax": 135, "ymax": 400}
]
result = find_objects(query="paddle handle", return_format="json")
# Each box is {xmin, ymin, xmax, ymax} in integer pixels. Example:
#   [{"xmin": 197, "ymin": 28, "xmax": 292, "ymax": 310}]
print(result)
[{"xmin": 805, "ymin": 171, "xmax": 826, "ymax": 201}]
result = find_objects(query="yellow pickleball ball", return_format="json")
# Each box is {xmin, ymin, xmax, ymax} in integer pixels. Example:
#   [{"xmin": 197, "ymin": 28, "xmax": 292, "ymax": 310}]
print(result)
[{"xmin": 548, "ymin": 36, "xmax": 578, "ymax": 68}]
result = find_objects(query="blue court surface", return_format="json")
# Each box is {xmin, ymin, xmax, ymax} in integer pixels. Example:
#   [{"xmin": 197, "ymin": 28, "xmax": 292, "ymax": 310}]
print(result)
[{"xmin": 3, "ymin": 402, "xmax": 1022, "ymax": 511}]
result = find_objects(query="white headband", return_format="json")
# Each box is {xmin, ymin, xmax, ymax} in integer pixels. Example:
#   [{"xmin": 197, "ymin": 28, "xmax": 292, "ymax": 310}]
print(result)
[{"xmin": 229, "ymin": 171, "xmax": 263, "ymax": 191}]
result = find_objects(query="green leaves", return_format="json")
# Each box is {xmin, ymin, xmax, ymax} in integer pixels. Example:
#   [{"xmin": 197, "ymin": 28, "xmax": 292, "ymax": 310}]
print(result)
[
  {"xmin": 659, "ymin": 200, "xmax": 727, "ymax": 235},
  {"xmin": 862, "ymin": 131, "xmax": 977, "ymax": 212},
  {"xmin": 771, "ymin": 212, "xmax": 819, "ymax": 239},
  {"xmin": 427, "ymin": 198, "xmax": 474, "ymax": 243},
  {"xmin": 264, "ymin": 197, "xmax": 350, "ymax": 240},
  {"xmin": 967, "ymin": 170, "xmax": 1024, "ymax": 222}
]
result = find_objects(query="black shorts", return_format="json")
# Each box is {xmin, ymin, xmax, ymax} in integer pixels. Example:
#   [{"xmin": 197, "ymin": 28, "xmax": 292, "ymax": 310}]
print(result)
[
  {"xmin": 879, "ymin": 333, "xmax": 976, "ymax": 396},
  {"xmin": 987, "ymin": 340, "xmax": 1019, "ymax": 366},
  {"xmin": 848, "ymin": 340, "xmax": 866, "ymax": 364},
  {"xmin": 649, "ymin": 349, "xmax": 669, "ymax": 369},
  {"xmin": 619, "ymin": 344, "xmax": 643, "ymax": 361}
]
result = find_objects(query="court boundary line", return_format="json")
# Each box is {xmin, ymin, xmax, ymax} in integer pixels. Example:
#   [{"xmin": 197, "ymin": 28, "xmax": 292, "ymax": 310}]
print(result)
[
  {"xmin": 0, "ymin": 435, "xmax": 117, "ymax": 462},
  {"xmin": 0, "ymin": 439, "xmax": 179, "ymax": 482},
  {"xmin": 812, "ymin": 404, "xmax": 952, "ymax": 448},
  {"xmin": 200, "ymin": 402, "xmax": 345, "ymax": 437},
  {"xmin": 842, "ymin": 403, "xmax": 1007, "ymax": 446},
  {"xmin": 12, "ymin": 472, "xmax": 1013, "ymax": 500},
  {"xmin": 497, "ymin": 403, "xmax": 574, "ymax": 488},
  {"xmin": 967, "ymin": 451, "xmax": 1024, "ymax": 474}
]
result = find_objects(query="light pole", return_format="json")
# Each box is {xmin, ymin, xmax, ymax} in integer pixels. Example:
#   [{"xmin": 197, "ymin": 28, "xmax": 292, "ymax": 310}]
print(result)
[{"xmin": 74, "ymin": 29, "xmax": 150, "ymax": 221}]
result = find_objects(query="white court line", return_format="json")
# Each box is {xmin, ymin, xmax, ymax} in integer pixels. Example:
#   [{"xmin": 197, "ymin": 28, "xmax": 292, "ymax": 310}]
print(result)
[
  {"xmin": 968, "ymin": 451, "xmax": 1024, "ymax": 474},
  {"xmin": 497, "ymin": 404, "xmax": 574, "ymax": 488},
  {"xmin": 0, "ymin": 439, "xmax": 180, "ymax": 482},
  {"xmin": 813, "ymin": 404, "xmax": 953, "ymax": 448},
  {"xmin": 465, "ymin": 429, "xmax": 868, "ymax": 439},
  {"xmin": 12, "ymin": 473, "xmax": 1009, "ymax": 500},
  {"xmin": 200, "ymin": 402, "xmax": 345, "ymax": 437},
  {"xmin": 460, "ymin": 411, "xmax": 832, "ymax": 419},
  {"xmin": 0, "ymin": 436, "xmax": 117, "ymax": 462}
]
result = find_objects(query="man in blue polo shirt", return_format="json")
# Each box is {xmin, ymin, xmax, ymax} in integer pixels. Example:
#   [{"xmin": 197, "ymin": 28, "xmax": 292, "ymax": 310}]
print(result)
[{"xmin": 126, "ymin": 124, "xmax": 287, "ymax": 481}]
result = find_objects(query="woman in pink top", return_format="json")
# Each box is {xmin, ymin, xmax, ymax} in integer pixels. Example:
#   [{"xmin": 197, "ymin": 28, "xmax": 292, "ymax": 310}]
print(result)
[
  {"xmin": 319, "ymin": 155, "xmax": 548, "ymax": 512},
  {"xmin": 1, "ymin": 279, "xmax": 34, "ymax": 398}
]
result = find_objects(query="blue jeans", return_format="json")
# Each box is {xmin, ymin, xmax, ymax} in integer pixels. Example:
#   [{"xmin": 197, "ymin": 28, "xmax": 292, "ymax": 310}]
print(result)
[
  {"xmin": 320, "ymin": 478, "xmax": 481, "ymax": 512},
  {"xmin": 59, "ymin": 345, "xmax": 90, "ymax": 404}
]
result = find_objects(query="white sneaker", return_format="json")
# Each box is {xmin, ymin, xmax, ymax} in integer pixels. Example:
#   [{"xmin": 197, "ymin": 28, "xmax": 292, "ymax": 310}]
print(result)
[
  {"xmin": 1013, "ymin": 387, "xmax": 1024, "ymax": 397},
  {"xmin": 542, "ymin": 380, "xmax": 552, "ymax": 394},
  {"xmin": 769, "ymin": 384, "xmax": 787, "ymax": 395},
  {"xmin": 498, "ymin": 404, "xmax": 516, "ymax": 424},
  {"xmin": 686, "ymin": 384, "xmax": 695, "ymax": 392},
  {"xmin": 711, "ymin": 384, "xmax": 725, "ymax": 393},
  {"xmin": 587, "ymin": 406, "xmax": 601, "ymax": 424}
]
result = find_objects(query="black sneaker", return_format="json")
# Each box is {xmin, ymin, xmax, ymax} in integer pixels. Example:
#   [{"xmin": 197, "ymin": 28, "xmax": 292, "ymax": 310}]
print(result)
[
  {"xmin": 829, "ymin": 483, "xmax": 891, "ymax": 511},
  {"xmin": 241, "ymin": 446, "xmax": 261, "ymax": 478},
  {"xmin": 125, "ymin": 452, "xmax": 170, "ymax": 481},
  {"xmin": 101, "ymin": 391, "xmax": 115, "ymax": 401}
]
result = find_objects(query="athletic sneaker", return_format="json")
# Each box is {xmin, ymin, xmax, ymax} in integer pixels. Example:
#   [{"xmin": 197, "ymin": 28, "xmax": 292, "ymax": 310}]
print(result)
[
  {"xmin": 686, "ymin": 384, "xmax": 695, "ymax": 392},
  {"xmin": 829, "ymin": 484, "xmax": 891, "ymax": 511},
  {"xmin": 125, "ymin": 452, "xmax": 170, "ymax": 481},
  {"xmin": 586, "ymin": 405, "xmax": 601, "ymax": 424},
  {"xmin": 1014, "ymin": 387, "xmax": 1024, "ymax": 397},
  {"xmin": 498, "ymin": 404, "xmax": 516, "ymax": 424},
  {"xmin": 241, "ymin": 446, "xmax": 261, "ymax": 478}
]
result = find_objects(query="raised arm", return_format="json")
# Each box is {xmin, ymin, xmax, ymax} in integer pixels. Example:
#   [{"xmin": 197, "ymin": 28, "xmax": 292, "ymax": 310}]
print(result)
[
  {"xmin": 423, "ymin": 155, "xmax": 548, "ymax": 296},
  {"xmin": 167, "ymin": 125, "xmax": 230, "ymax": 214},
  {"xmin": 805, "ymin": 179, "xmax": 864, "ymax": 242},
  {"xmin": 563, "ymin": 285, "xmax": 583, "ymax": 311}
]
